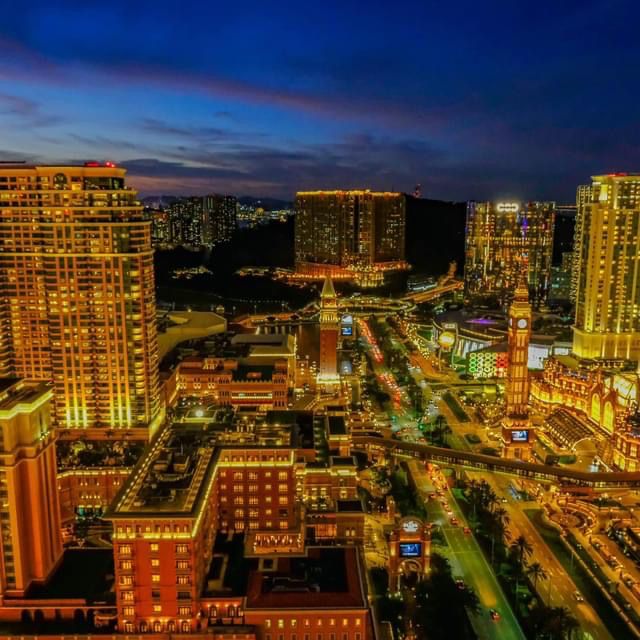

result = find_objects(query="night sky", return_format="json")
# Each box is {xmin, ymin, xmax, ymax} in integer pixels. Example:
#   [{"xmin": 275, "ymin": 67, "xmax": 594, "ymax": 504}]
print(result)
[{"xmin": 1, "ymin": 0, "xmax": 638, "ymax": 201}]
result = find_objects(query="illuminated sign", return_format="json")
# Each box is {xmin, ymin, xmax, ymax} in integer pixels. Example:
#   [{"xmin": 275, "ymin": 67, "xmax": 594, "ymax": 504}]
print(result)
[
  {"xmin": 496, "ymin": 202, "xmax": 520, "ymax": 213},
  {"xmin": 399, "ymin": 542, "xmax": 422, "ymax": 557},
  {"xmin": 341, "ymin": 326, "xmax": 353, "ymax": 336},
  {"xmin": 438, "ymin": 331, "xmax": 456, "ymax": 350},
  {"xmin": 401, "ymin": 519, "xmax": 421, "ymax": 534},
  {"xmin": 511, "ymin": 430, "xmax": 529, "ymax": 443},
  {"xmin": 341, "ymin": 314, "xmax": 353, "ymax": 325}
]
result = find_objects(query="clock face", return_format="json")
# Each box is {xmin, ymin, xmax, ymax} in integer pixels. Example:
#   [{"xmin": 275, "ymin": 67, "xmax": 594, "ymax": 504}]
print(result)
[
  {"xmin": 517, "ymin": 318, "xmax": 528, "ymax": 329},
  {"xmin": 402, "ymin": 519, "xmax": 420, "ymax": 533}
]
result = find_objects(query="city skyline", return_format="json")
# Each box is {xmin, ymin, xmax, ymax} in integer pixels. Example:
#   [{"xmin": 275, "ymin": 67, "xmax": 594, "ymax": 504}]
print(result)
[{"xmin": 1, "ymin": 1, "xmax": 639, "ymax": 201}]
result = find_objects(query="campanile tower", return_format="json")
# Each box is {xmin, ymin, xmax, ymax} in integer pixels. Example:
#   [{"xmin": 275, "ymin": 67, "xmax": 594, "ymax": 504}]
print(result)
[{"xmin": 318, "ymin": 275, "xmax": 339, "ymax": 384}]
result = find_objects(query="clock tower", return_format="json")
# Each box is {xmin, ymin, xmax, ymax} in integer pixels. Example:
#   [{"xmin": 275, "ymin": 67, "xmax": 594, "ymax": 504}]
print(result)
[
  {"xmin": 389, "ymin": 517, "xmax": 430, "ymax": 590},
  {"xmin": 501, "ymin": 269, "xmax": 535, "ymax": 460},
  {"xmin": 318, "ymin": 275, "xmax": 340, "ymax": 386}
]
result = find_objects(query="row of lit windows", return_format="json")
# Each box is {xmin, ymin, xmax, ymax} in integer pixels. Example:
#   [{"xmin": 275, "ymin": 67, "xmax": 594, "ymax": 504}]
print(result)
[{"xmin": 267, "ymin": 619, "xmax": 361, "ymax": 629}]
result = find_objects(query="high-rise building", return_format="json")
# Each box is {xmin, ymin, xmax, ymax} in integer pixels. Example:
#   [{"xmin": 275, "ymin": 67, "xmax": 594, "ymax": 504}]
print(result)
[
  {"xmin": 294, "ymin": 190, "xmax": 407, "ymax": 286},
  {"xmin": 168, "ymin": 197, "xmax": 203, "ymax": 246},
  {"xmin": 573, "ymin": 173, "xmax": 640, "ymax": 360},
  {"xmin": 0, "ymin": 163, "xmax": 161, "ymax": 433},
  {"xmin": 166, "ymin": 195, "xmax": 237, "ymax": 247},
  {"xmin": 570, "ymin": 185, "xmax": 592, "ymax": 304},
  {"xmin": 501, "ymin": 272, "xmax": 534, "ymax": 460},
  {"xmin": 549, "ymin": 251, "xmax": 573, "ymax": 301},
  {"xmin": 202, "ymin": 195, "xmax": 237, "ymax": 244},
  {"xmin": 464, "ymin": 201, "xmax": 555, "ymax": 307},
  {"xmin": 0, "ymin": 378, "xmax": 62, "ymax": 596},
  {"xmin": 318, "ymin": 275, "xmax": 339, "ymax": 383}
]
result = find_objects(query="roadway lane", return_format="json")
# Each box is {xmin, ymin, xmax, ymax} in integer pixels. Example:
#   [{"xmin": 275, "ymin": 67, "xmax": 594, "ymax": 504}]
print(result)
[{"xmin": 471, "ymin": 472, "xmax": 613, "ymax": 640}]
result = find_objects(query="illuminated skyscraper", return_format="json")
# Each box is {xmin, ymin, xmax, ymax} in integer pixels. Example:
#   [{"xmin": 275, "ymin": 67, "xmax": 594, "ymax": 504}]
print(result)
[
  {"xmin": 501, "ymin": 271, "xmax": 534, "ymax": 460},
  {"xmin": 0, "ymin": 379, "xmax": 62, "ymax": 595},
  {"xmin": 464, "ymin": 201, "xmax": 555, "ymax": 307},
  {"xmin": 295, "ymin": 190, "xmax": 407, "ymax": 286},
  {"xmin": 573, "ymin": 173, "xmax": 640, "ymax": 360},
  {"xmin": 0, "ymin": 164, "xmax": 161, "ymax": 432}
]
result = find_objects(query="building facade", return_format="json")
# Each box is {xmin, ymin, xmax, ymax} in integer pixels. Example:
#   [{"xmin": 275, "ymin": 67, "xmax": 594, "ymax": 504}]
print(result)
[
  {"xmin": 572, "ymin": 174, "xmax": 640, "ymax": 360},
  {"xmin": 0, "ymin": 164, "xmax": 161, "ymax": 433},
  {"xmin": 294, "ymin": 191, "xmax": 407, "ymax": 286},
  {"xmin": 464, "ymin": 201, "xmax": 555, "ymax": 307},
  {"xmin": 0, "ymin": 379, "xmax": 62, "ymax": 596}
]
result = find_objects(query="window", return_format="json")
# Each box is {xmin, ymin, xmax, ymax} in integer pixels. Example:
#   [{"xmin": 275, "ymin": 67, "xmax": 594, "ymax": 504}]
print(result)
[
  {"xmin": 122, "ymin": 591, "xmax": 134, "ymax": 602},
  {"xmin": 278, "ymin": 619, "xmax": 285, "ymax": 629},
  {"xmin": 119, "ymin": 545, "xmax": 131, "ymax": 556},
  {"xmin": 342, "ymin": 619, "xmax": 348, "ymax": 627},
  {"xmin": 150, "ymin": 543, "xmax": 159, "ymax": 552},
  {"xmin": 120, "ymin": 560, "xmax": 132, "ymax": 570},
  {"xmin": 291, "ymin": 620, "xmax": 298, "ymax": 628},
  {"xmin": 179, "ymin": 606, "xmax": 192, "ymax": 616},
  {"xmin": 176, "ymin": 560, "xmax": 190, "ymax": 570},
  {"xmin": 278, "ymin": 484, "xmax": 288, "ymax": 493},
  {"xmin": 153, "ymin": 604, "xmax": 162, "ymax": 613},
  {"xmin": 151, "ymin": 558, "xmax": 160, "ymax": 567},
  {"xmin": 152, "ymin": 574, "xmax": 160, "ymax": 583},
  {"xmin": 123, "ymin": 606, "xmax": 134, "ymax": 617},
  {"xmin": 120, "ymin": 575, "xmax": 133, "ymax": 586},
  {"xmin": 175, "ymin": 544, "xmax": 188, "ymax": 554},
  {"xmin": 177, "ymin": 575, "xmax": 191, "ymax": 585}
]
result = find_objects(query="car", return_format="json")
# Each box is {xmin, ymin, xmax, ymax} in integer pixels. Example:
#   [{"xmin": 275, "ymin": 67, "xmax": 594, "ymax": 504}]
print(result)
[
  {"xmin": 489, "ymin": 609, "xmax": 500, "ymax": 621},
  {"xmin": 573, "ymin": 591, "xmax": 584, "ymax": 602},
  {"xmin": 463, "ymin": 526, "xmax": 471, "ymax": 534}
]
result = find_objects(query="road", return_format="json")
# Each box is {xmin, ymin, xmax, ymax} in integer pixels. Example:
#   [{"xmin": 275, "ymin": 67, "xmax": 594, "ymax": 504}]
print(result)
[
  {"xmin": 424, "ymin": 472, "xmax": 526, "ymax": 640},
  {"xmin": 470, "ymin": 472, "xmax": 613, "ymax": 640}
]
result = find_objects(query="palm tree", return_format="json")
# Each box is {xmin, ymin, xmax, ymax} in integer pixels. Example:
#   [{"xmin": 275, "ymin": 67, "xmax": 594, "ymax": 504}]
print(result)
[
  {"xmin": 510, "ymin": 534, "xmax": 533, "ymax": 569},
  {"xmin": 526, "ymin": 561, "xmax": 548, "ymax": 593}
]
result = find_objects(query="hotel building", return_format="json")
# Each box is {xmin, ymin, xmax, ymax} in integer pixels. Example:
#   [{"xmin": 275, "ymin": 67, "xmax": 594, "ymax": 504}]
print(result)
[
  {"xmin": 572, "ymin": 174, "xmax": 640, "ymax": 360},
  {"xmin": 464, "ymin": 201, "xmax": 555, "ymax": 307},
  {"xmin": 0, "ymin": 163, "xmax": 161, "ymax": 434},
  {"xmin": 294, "ymin": 191, "xmax": 407, "ymax": 286},
  {"xmin": 107, "ymin": 419, "xmax": 367, "ymax": 635}
]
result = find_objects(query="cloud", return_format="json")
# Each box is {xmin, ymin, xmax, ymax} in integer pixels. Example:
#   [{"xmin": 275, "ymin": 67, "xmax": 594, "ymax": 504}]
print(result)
[{"xmin": 0, "ymin": 92, "xmax": 62, "ymax": 127}]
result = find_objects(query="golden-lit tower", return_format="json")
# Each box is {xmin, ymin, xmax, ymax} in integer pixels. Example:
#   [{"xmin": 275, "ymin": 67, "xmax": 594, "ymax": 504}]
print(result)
[
  {"xmin": 0, "ymin": 379, "xmax": 62, "ymax": 596},
  {"xmin": 501, "ymin": 268, "xmax": 534, "ymax": 460},
  {"xmin": 318, "ymin": 275, "xmax": 340, "ymax": 385},
  {"xmin": 0, "ymin": 164, "xmax": 162, "ymax": 435},
  {"xmin": 573, "ymin": 173, "xmax": 640, "ymax": 360}
]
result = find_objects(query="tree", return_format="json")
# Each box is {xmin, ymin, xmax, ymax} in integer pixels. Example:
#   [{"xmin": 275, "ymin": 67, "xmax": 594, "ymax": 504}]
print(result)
[
  {"xmin": 526, "ymin": 561, "xmax": 548, "ymax": 593},
  {"xmin": 510, "ymin": 534, "xmax": 533, "ymax": 570}
]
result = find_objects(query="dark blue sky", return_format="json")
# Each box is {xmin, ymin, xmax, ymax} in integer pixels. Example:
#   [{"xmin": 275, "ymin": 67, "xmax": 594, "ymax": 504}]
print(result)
[{"xmin": 0, "ymin": 0, "xmax": 638, "ymax": 200}]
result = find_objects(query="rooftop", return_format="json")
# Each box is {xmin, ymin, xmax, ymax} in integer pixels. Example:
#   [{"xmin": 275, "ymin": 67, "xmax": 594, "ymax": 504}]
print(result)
[
  {"xmin": 245, "ymin": 547, "xmax": 366, "ymax": 610},
  {"xmin": 108, "ymin": 420, "xmax": 294, "ymax": 518}
]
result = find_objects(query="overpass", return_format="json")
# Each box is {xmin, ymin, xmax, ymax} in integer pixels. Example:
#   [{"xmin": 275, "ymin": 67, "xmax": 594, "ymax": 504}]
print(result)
[
  {"xmin": 403, "ymin": 279, "xmax": 464, "ymax": 304},
  {"xmin": 352, "ymin": 435, "xmax": 640, "ymax": 489}
]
